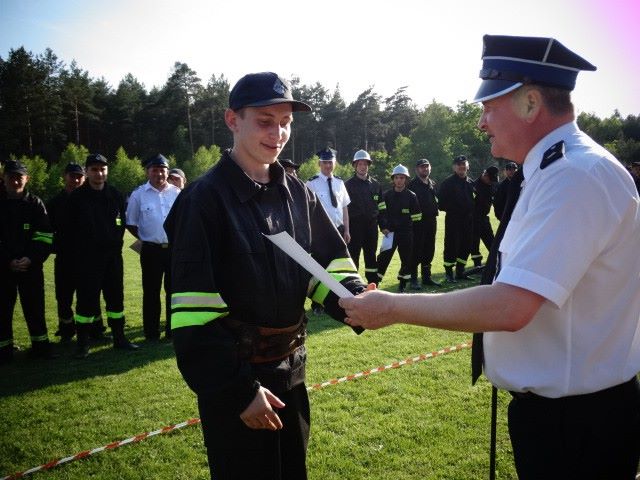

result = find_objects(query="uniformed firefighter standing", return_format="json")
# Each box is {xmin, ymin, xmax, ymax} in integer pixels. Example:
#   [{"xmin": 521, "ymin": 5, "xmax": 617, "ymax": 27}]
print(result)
[
  {"xmin": 344, "ymin": 149, "xmax": 383, "ymax": 284},
  {"xmin": 407, "ymin": 158, "xmax": 440, "ymax": 289},
  {"xmin": 377, "ymin": 164, "xmax": 422, "ymax": 292},
  {"xmin": 493, "ymin": 161, "xmax": 518, "ymax": 219},
  {"xmin": 126, "ymin": 154, "xmax": 180, "ymax": 341},
  {"xmin": 469, "ymin": 165, "xmax": 499, "ymax": 267},
  {"xmin": 46, "ymin": 162, "xmax": 86, "ymax": 342},
  {"xmin": 438, "ymin": 155, "xmax": 475, "ymax": 282},
  {"xmin": 0, "ymin": 160, "xmax": 55, "ymax": 364},
  {"xmin": 69, "ymin": 154, "xmax": 138, "ymax": 358},
  {"xmin": 164, "ymin": 72, "xmax": 367, "ymax": 480}
]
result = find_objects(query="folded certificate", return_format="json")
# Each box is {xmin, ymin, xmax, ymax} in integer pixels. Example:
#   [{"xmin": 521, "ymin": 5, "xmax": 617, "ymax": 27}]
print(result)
[
  {"xmin": 379, "ymin": 232, "xmax": 394, "ymax": 254},
  {"xmin": 264, "ymin": 232, "xmax": 354, "ymax": 299}
]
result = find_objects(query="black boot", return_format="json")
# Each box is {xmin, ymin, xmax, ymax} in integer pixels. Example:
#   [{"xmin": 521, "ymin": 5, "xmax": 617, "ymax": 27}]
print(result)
[
  {"xmin": 57, "ymin": 318, "xmax": 76, "ymax": 343},
  {"xmin": 456, "ymin": 263, "xmax": 472, "ymax": 281},
  {"xmin": 422, "ymin": 266, "xmax": 441, "ymax": 287},
  {"xmin": 398, "ymin": 279, "xmax": 407, "ymax": 293},
  {"xmin": 472, "ymin": 256, "xmax": 482, "ymax": 267},
  {"xmin": 74, "ymin": 323, "xmax": 90, "ymax": 359},
  {"xmin": 90, "ymin": 316, "xmax": 111, "ymax": 341},
  {"xmin": 409, "ymin": 277, "xmax": 422, "ymax": 290},
  {"xmin": 110, "ymin": 318, "xmax": 139, "ymax": 351},
  {"xmin": 29, "ymin": 340, "xmax": 59, "ymax": 359},
  {"xmin": 445, "ymin": 266, "xmax": 456, "ymax": 283}
]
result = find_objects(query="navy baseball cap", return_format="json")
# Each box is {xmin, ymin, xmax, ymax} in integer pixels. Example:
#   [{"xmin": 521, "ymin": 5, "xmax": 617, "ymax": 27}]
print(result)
[
  {"xmin": 85, "ymin": 154, "xmax": 108, "ymax": 167},
  {"xmin": 484, "ymin": 166, "xmax": 499, "ymax": 181},
  {"xmin": 453, "ymin": 155, "xmax": 468, "ymax": 164},
  {"xmin": 64, "ymin": 163, "xmax": 85, "ymax": 175},
  {"xmin": 474, "ymin": 35, "xmax": 596, "ymax": 103},
  {"xmin": 3, "ymin": 160, "xmax": 28, "ymax": 175},
  {"xmin": 168, "ymin": 168, "xmax": 186, "ymax": 180},
  {"xmin": 229, "ymin": 72, "xmax": 311, "ymax": 112},
  {"xmin": 416, "ymin": 158, "xmax": 430, "ymax": 167},
  {"xmin": 317, "ymin": 148, "xmax": 337, "ymax": 161},
  {"xmin": 145, "ymin": 154, "xmax": 169, "ymax": 169}
]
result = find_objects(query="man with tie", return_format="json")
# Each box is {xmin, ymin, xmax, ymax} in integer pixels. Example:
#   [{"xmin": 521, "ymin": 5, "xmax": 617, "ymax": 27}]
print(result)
[{"xmin": 339, "ymin": 35, "xmax": 640, "ymax": 478}]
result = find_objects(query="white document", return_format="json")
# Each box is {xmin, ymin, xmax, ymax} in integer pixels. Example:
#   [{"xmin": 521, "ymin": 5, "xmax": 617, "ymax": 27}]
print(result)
[
  {"xmin": 263, "ymin": 232, "xmax": 354, "ymax": 299},
  {"xmin": 379, "ymin": 232, "xmax": 394, "ymax": 254}
]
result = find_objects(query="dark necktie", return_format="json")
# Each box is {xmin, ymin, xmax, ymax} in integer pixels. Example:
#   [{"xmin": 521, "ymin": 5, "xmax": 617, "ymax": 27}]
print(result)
[
  {"xmin": 327, "ymin": 177, "xmax": 338, "ymax": 208},
  {"xmin": 472, "ymin": 169, "xmax": 524, "ymax": 384}
]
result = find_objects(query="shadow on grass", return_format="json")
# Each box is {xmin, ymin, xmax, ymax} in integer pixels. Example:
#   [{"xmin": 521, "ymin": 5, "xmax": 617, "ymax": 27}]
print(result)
[{"xmin": 0, "ymin": 326, "xmax": 176, "ymax": 398}]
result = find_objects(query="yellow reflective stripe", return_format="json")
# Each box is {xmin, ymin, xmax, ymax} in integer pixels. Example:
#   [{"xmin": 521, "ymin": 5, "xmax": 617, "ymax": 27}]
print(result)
[
  {"xmin": 364, "ymin": 267, "xmax": 377, "ymax": 273},
  {"xmin": 378, "ymin": 202, "xmax": 386, "ymax": 211},
  {"xmin": 310, "ymin": 272, "xmax": 360, "ymax": 305},
  {"xmin": 456, "ymin": 258, "xmax": 468, "ymax": 265},
  {"xmin": 326, "ymin": 257, "xmax": 357, "ymax": 274},
  {"xmin": 74, "ymin": 313, "xmax": 95, "ymax": 324},
  {"xmin": 443, "ymin": 261, "xmax": 456, "ymax": 267},
  {"xmin": 311, "ymin": 282, "xmax": 331, "ymax": 305},
  {"xmin": 31, "ymin": 334, "xmax": 49, "ymax": 342},
  {"xmin": 411, "ymin": 213, "xmax": 422, "ymax": 222},
  {"xmin": 0, "ymin": 339, "xmax": 13, "ymax": 348},
  {"xmin": 106, "ymin": 311, "xmax": 124, "ymax": 319},
  {"xmin": 397, "ymin": 274, "xmax": 411, "ymax": 280},
  {"xmin": 401, "ymin": 208, "xmax": 410, "ymax": 214},
  {"xmin": 171, "ymin": 310, "xmax": 229, "ymax": 329},
  {"xmin": 171, "ymin": 292, "xmax": 227, "ymax": 309},
  {"xmin": 33, "ymin": 231, "xmax": 53, "ymax": 244}
]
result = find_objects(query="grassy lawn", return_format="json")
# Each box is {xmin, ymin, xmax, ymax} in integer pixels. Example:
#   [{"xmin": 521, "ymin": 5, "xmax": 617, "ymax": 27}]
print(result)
[{"xmin": 0, "ymin": 217, "xmax": 520, "ymax": 479}]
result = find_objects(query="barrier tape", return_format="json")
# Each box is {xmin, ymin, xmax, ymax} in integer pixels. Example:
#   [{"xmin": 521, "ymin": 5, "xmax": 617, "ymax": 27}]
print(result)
[{"xmin": 1, "ymin": 341, "xmax": 471, "ymax": 479}]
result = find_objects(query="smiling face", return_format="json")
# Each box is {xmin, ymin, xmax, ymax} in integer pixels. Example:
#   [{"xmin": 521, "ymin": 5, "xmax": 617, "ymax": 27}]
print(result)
[
  {"xmin": 3, "ymin": 172, "xmax": 28, "ymax": 196},
  {"xmin": 225, "ymin": 103, "xmax": 293, "ymax": 174},
  {"xmin": 64, "ymin": 172, "xmax": 85, "ymax": 192},
  {"xmin": 147, "ymin": 165, "xmax": 168, "ymax": 190}
]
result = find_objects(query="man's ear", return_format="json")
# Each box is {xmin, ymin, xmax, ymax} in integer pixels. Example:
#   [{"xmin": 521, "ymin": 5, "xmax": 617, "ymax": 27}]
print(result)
[
  {"xmin": 515, "ymin": 88, "xmax": 543, "ymax": 123},
  {"xmin": 224, "ymin": 108, "xmax": 238, "ymax": 132}
]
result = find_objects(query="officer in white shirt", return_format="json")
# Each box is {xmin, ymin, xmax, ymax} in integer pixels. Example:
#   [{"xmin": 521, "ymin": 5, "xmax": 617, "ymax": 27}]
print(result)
[
  {"xmin": 126, "ymin": 154, "xmax": 181, "ymax": 340},
  {"xmin": 306, "ymin": 148, "xmax": 351, "ymax": 243},
  {"xmin": 339, "ymin": 35, "xmax": 640, "ymax": 479}
]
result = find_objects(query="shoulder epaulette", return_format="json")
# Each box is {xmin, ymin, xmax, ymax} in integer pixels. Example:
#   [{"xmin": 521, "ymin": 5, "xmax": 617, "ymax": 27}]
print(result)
[
  {"xmin": 541, "ymin": 141, "xmax": 565, "ymax": 170},
  {"xmin": 334, "ymin": 175, "xmax": 342, "ymax": 180},
  {"xmin": 308, "ymin": 174, "xmax": 319, "ymax": 181}
]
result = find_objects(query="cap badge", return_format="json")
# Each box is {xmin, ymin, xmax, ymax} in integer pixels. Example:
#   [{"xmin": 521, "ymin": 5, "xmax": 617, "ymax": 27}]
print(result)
[{"xmin": 273, "ymin": 78, "xmax": 286, "ymax": 95}]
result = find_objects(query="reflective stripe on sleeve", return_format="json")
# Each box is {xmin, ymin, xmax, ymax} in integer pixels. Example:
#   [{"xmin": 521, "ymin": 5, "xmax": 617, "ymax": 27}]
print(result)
[
  {"xmin": 32, "ymin": 231, "xmax": 53, "ymax": 244},
  {"xmin": 170, "ymin": 292, "xmax": 229, "ymax": 329},
  {"xmin": 411, "ymin": 213, "xmax": 422, "ymax": 222}
]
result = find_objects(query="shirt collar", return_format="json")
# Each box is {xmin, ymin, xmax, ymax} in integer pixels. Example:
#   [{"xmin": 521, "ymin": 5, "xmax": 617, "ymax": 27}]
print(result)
[{"xmin": 522, "ymin": 121, "xmax": 577, "ymax": 182}]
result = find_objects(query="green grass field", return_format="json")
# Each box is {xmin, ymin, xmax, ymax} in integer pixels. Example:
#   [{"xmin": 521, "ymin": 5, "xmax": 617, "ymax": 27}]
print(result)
[{"xmin": 0, "ymin": 218, "xmax": 521, "ymax": 479}]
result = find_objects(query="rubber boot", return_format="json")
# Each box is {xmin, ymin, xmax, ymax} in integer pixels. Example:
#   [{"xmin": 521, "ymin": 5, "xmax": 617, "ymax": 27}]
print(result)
[
  {"xmin": 473, "ymin": 256, "xmax": 482, "ymax": 267},
  {"xmin": 57, "ymin": 318, "xmax": 76, "ymax": 343},
  {"xmin": 445, "ymin": 266, "xmax": 456, "ymax": 283},
  {"xmin": 456, "ymin": 263, "xmax": 472, "ymax": 281},
  {"xmin": 109, "ymin": 318, "xmax": 139, "ymax": 351},
  {"xmin": 29, "ymin": 340, "xmax": 59, "ymax": 360},
  {"xmin": 74, "ymin": 323, "xmax": 90, "ymax": 359},
  {"xmin": 90, "ymin": 315, "xmax": 111, "ymax": 342},
  {"xmin": 398, "ymin": 279, "xmax": 407, "ymax": 293},
  {"xmin": 422, "ymin": 266, "xmax": 441, "ymax": 287}
]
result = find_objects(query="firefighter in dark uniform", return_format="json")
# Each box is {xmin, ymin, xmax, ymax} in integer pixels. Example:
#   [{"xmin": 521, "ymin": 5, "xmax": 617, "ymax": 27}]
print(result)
[
  {"xmin": 164, "ymin": 72, "xmax": 367, "ymax": 480},
  {"xmin": 438, "ymin": 154, "xmax": 475, "ymax": 282},
  {"xmin": 345, "ymin": 149, "xmax": 383, "ymax": 284},
  {"xmin": 630, "ymin": 160, "xmax": 640, "ymax": 194},
  {"xmin": 69, "ymin": 154, "xmax": 138, "ymax": 358},
  {"xmin": 376, "ymin": 164, "xmax": 422, "ymax": 292},
  {"xmin": 0, "ymin": 160, "xmax": 55, "ymax": 364},
  {"xmin": 407, "ymin": 158, "xmax": 440, "ymax": 289},
  {"xmin": 470, "ymin": 165, "xmax": 498, "ymax": 267},
  {"xmin": 46, "ymin": 162, "xmax": 86, "ymax": 342},
  {"xmin": 493, "ymin": 161, "xmax": 517, "ymax": 219}
]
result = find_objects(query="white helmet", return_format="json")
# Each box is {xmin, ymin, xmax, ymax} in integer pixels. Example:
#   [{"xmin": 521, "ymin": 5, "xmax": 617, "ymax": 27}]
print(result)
[
  {"xmin": 391, "ymin": 164, "xmax": 410, "ymax": 177},
  {"xmin": 353, "ymin": 149, "xmax": 372, "ymax": 163}
]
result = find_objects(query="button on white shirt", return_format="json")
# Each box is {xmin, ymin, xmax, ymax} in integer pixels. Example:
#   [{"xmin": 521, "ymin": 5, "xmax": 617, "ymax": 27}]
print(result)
[
  {"xmin": 126, "ymin": 181, "xmax": 181, "ymax": 243},
  {"xmin": 484, "ymin": 121, "xmax": 640, "ymax": 398},
  {"xmin": 306, "ymin": 173, "xmax": 350, "ymax": 228}
]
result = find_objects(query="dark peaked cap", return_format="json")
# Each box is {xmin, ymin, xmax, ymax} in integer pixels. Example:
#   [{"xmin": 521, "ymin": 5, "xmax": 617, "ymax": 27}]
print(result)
[{"xmin": 474, "ymin": 35, "xmax": 596, "ymax": 102}]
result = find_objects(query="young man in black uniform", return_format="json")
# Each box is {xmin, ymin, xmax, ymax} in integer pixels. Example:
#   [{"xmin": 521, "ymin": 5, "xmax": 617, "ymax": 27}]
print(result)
[
  {"xmin": 376, "ymin": 165, "xmax": 422, "ymax": 292},
  {"xmin": 345, "ymin": 149, "xmax": 383, "ymax": 284},
  {"xmin": 47, "ymin": 162, "xmax": 86, "ymax": 342},
  {"xmin": 469, "ymin": 166, "xmax": 498, "ymax": 267},
  {"xmin": 407, "ymin": 158, "xmax": 440, "ymax": 289},
  {"xmin": 0, "ymin": 160, "xmax": 55, "ymax": 364},
  {"xmin": 164, "ymin": 72, "xmax": 367, "ymax": 480},
  {"xmin": 493, "ymin": 161, "xmax": 517, "ymax": 219},
  {"xmin": 437, "ymin": 155, "xmax": 475, "ymax": 282},
  {"xmin": 69, "ymin": 154, "xmax": 138, "ymax": 358}
]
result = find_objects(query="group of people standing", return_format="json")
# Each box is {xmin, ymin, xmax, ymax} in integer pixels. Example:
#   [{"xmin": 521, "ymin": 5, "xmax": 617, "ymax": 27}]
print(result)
[{"xmin": 0, "ymin": 153, "xmax": 187, "ymax": 364}]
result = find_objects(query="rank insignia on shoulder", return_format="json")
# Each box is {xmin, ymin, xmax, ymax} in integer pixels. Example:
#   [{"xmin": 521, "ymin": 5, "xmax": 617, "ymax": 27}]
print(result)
[
  {"xmin": 309, "ymin": 174, "xmax": 319, "ymax": 181},
  {"xmin": 541, "ymin": 141, "xmax": 565, "ymax": 169},
  {"xmin": 334, "ymin": 175, "xmax": 342, "ymax": 180}
]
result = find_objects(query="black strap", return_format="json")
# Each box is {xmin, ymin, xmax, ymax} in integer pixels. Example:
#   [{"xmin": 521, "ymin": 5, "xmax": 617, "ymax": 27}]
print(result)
[{"xmin": 327, "ymin": 177, "xmax": 338, "ymax": 208}]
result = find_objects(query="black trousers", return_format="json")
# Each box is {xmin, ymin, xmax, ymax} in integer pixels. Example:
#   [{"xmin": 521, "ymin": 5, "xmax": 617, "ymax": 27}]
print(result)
[
  {"xmin": 140, "ymin": 242, "xmax": 171, "ymax": 339},
  {"xmin": 75, "ymin": 250, "xmax": 124, "ymax": 321},
  {"xmin": 0, "ymin": 265, "xmax": 48, "ymax": 345},
  {"xmin": 443, "ymin": 213, "xmax": 472, "ymax": 268},
  {"xmin": 54, "ymin": 253, "xmax": 76, "ymax": 320},
  {"xmin": 411, "ymin": 216, "xmax": 437, "ymax": 280},
  {"xmin": 198, "ymin": 383, "xmax": 310, "ymax": 480},
  {"xmin": 377, "ymin": 230, "xmax": 413, "ymax": 282},
  {"xmin": 508, "ymin": 377, "xmax": 640, "ymax": 479},
  {"xmin": 348, "ymin": 216, "xmax": 379, "ymax": 284},
  {"xmin": 470, "ymin": 215, "xmax": 494, "ymax": 263}
]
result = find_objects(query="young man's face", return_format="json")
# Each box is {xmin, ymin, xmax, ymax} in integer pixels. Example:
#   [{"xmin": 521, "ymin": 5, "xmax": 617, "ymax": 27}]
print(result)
[
  {"xmin": 147, "ymin": 166, "xmax": 168, "ymax": 190},
  {"xmin": 416, "ymin": 163, "xmax": 431, "ymax": 179},
  {"xmin": 168, "ymin": 174, "xmax": 185, "ymax": 189},
  {"xmin": 64, "ymin": 172, "xmax": 85, "ymax": 192},
  {"xmin": 3, "ymin": 173, "xmax": 28, "ymax": 195},
  {"xmin": 86, "ymin": 164, "xmax": 108, "ymax": 189},
  {"xmin": 320, "ymin": 160, "xmax": 335, "ymax": 177},
  {"xmin": 226, "ymin": 103, "xmax": 292, "ymax": 167},
  {"xmin": 392, "ymin": 174, "xmax": 407, "ymax": 190},
  {"xmin": 505, "ymin": 166, "xmax": 517, "ymax": 179},
  {"xmin": 354, "ymin": 160, "xmax": 369, "ymax": 177}
]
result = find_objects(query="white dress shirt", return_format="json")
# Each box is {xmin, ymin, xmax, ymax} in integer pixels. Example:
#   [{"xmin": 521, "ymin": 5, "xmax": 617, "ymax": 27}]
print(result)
[
  {"xmin": 306, "ymin": 173, "xmax": 351, "ymax": 228},
  {"xmin": 126, "ymin": 181, "xmax": 181, "ymax": 243}
]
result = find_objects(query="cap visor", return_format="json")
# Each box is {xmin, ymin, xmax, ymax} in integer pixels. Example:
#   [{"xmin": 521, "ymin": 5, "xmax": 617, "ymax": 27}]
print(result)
[
  {"xmin": 242, "ymin": 98, "xmax": 311, "ymax": 112},
  {"xmin": 473, "ymin": 80, "xmax": 523, "ymax": 103}
]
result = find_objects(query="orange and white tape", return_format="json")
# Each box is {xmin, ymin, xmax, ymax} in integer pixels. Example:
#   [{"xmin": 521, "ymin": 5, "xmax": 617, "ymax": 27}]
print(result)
[{"xmin": 1, "ymin": 342, "xmax": 471, "ymax": 479}]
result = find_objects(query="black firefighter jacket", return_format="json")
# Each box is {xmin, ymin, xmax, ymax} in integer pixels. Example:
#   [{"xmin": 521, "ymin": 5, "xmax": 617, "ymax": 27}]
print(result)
[{"xmin": 164, "ymin": 151, "xmax": 366, "ymax": 414}]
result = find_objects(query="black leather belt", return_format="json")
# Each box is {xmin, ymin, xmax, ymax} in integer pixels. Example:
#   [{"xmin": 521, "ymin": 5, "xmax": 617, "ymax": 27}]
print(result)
[
  {"xmin": 510, "ymin": 376, "xmax": 639, "ymax": 402},
  {"xmin": 142, "ymin": 241, "xmax": 169, "ymax": 248}
]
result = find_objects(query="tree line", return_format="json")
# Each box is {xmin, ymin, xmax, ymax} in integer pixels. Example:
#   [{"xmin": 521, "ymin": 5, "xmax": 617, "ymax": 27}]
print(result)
[{"xmin": 2, "ymin": 46, "xmax": 639, "ymax": 201}]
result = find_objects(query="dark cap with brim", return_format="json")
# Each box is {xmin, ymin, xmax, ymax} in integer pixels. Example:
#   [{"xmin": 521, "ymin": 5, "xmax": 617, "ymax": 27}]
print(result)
[
  {"xmin": 85, "ymin": 154, "xmax": 108, "ymax": 167},
  {"xmin": 64, "ymin": 163, "xmax": 85, "ymax": 175},
  {"xmin": 473, "ymin": 35, "xmax": 596, "ymax": 103},
  {"xmin": 168, "ymin": 168, "xmax": 186, "ymax": 180},
  {"xmin": 453, "ymin": 155, "xmax": 468, "ymax": 164},
  {"xmin": 145, "ymin": 154, "xmax": 169, "ymax": 169},
  {"xmin": 416, "ymin": 159, "xmax": 430, "ymax": 167},
  {"xmin": 317, "ymin": 148, "xmax": 337, "ymax": 161},
  {"xmin": 229, "ymin": 72, "xmax": 311, "ymax": 112},
  {"xmin": 3, "ymin": 160, "xmax": 28, "ymax": 175}
]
